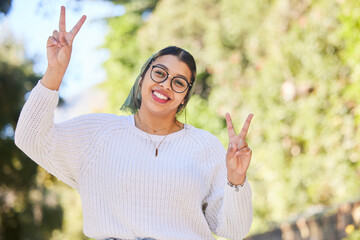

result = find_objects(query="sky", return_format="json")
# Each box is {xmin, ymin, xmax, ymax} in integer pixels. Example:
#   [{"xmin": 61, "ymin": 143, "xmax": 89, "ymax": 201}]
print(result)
[{"xmin": 0, "ymin": 0, "xmax": 125, "ymax": 98}]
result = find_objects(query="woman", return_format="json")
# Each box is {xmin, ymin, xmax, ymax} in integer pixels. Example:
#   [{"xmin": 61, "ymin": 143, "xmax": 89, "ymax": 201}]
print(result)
[{"xmin": 15, "ymin": 6, "xmax": 253, "ymax": 240}]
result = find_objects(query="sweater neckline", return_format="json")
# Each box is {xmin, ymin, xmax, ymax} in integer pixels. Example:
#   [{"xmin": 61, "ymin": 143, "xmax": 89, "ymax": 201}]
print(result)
[{"xmin": 128, "ymin": 114, "xmax": 188, "ymax": 142}]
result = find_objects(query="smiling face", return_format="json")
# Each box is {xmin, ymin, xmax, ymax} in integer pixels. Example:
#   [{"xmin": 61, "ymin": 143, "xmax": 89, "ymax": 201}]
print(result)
[{"xmin": 139, "ymin": 54, "xmax": 192, "ymax": 117}]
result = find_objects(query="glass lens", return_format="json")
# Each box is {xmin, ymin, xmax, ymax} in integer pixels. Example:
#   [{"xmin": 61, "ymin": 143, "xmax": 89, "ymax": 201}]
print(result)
[
  {"xmin": 151, "ymin": 66, "xmax": 189, "ymax": 93},
  {"xmin": 171, "ymin": 77, "xmax": 188, "ymax": 93},
  {"xmin": 151, "ymin": 66, "xmax": 167, "ymax": 82}
]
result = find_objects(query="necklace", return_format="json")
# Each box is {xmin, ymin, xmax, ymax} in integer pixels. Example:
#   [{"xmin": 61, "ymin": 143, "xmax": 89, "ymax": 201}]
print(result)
[{"xmin": 136, "ymin": 113, "xmax": 177, "ymax": 157}]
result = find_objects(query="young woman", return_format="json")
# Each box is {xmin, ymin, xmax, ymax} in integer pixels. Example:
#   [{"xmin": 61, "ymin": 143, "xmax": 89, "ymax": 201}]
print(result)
[{"xmin": 15, "ymin": 6, "xmax": 254, "ymax": 240}]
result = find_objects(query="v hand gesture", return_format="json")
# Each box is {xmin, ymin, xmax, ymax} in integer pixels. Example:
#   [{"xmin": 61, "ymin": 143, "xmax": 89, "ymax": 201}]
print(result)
[
  {"xmin": 225, "ymin": 113, "xmax": 253, "ymax": 185},
  {"xmin": 46, "ymin": 6, "xmax": 86, "ymax": 74}
]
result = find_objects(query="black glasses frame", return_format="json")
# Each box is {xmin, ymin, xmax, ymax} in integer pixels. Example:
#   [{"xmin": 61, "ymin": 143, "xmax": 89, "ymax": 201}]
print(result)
[{"xmin": 150, "ymin": 65, "xmax": 192, "ymax": 93}]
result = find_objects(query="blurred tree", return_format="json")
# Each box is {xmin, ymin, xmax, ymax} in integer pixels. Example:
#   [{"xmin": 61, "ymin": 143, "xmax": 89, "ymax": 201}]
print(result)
[
  {"xmin": 0, "ymin": 1, "xmax": 89, "ymax": 239},
  {"xmin": 0, "ymin": 35, "xmax": 66, "ymax": 239},
  {"xmin": 0, "ymin": 0, "xmax": 12, "ymax": 15},
  {"xmin": 99, "ymin": 0, "xmax": 159, "ymax": 114},
  {"xmin": 102, "ymin": 0, "xmax": 360, "ymax": 237},
  {"xmin": 4, "ymin": 0, "xmax": 359, "ymax": 238}
]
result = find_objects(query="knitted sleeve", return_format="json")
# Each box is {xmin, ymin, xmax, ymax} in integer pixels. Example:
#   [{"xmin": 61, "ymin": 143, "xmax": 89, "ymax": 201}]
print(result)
[
  {"xmin": 14, "ymin": 80, "xmax": 107, "ymax": 189},
  {"xmin": 203, "ymin": 136, "xmax": 253, "ymax": 240}
]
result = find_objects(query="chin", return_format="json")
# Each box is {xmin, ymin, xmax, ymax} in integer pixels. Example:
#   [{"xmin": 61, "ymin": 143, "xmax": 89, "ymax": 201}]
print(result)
[{"xmin": 146, "ymin": 105, "xmax": 178, "ymax": 117}]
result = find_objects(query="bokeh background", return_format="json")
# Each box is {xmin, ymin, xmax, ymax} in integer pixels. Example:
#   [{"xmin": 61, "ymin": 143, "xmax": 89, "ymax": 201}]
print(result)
[{"xmin": 1, "ymin": 0, "xmax": 359, "ymax": 239}]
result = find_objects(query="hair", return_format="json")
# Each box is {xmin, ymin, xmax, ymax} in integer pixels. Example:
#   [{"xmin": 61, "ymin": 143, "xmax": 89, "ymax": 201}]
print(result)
[{"xmin": 120, "ymin": 46, "xmax": 197, "ymax": 114}]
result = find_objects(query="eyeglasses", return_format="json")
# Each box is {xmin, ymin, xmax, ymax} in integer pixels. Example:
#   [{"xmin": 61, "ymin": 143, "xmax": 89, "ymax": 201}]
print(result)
[{"xmin": 150, "ymin": 65, "xmax": 192, "ymax": 93}]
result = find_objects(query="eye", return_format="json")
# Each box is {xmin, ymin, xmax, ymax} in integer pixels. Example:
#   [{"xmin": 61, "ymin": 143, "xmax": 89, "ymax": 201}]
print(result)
[
  {"xmin": 173, "ymin": 78, "xmax": 186, "ymax": 87},
  {"xmin": 154, "ymin": 68, "xmax": 166, "ymax": 78}
]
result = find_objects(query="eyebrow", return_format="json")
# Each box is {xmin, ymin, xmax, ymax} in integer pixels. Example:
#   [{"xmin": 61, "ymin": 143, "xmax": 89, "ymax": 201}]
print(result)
[{"xmin": 155, "ymin": 64, "xmax": 190, "ymax": 82}]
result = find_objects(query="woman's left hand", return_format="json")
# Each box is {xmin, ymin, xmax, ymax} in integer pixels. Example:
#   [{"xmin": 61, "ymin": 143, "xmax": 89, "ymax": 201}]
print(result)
[{"xmin": 225, "ymin": 113, "xmax": 254, "ymax": 185}]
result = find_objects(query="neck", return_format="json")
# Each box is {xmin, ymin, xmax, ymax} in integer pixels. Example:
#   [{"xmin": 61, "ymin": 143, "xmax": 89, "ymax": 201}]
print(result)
[{"xmin": 136, "ymin": 109, "xmax": 183, "ymax": 135}]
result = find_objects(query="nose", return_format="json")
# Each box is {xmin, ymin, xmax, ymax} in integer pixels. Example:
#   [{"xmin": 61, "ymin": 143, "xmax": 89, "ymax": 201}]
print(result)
[{"xmin": 159, "ymin": 75, "xmax": 174, "ymax": 90}]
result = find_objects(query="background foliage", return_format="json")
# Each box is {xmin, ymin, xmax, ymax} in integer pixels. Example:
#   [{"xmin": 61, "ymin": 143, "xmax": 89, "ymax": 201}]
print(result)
[
  {"xmin": 0, "ymin": 3, "xmax": 85, "ymax": 239},
  {"xmin": 102, "ymin": 0, "xmax": 360, "ymax": 235},
  {"xmin": 1, "ymin": 0, "xmax": 359, "ymax": 239}
]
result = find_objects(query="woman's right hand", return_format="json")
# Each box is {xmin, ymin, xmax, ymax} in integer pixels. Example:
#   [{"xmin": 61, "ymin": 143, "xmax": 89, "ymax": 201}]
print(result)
[{"xmin": 42, "ymin": 6, "xmax": 86, "ymax": 90}]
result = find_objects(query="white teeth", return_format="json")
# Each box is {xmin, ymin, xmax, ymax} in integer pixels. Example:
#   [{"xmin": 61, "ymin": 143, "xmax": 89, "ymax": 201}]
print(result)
[{"xmin": 153, "ymin": 91, "xmax": 169, "ymax": 100}]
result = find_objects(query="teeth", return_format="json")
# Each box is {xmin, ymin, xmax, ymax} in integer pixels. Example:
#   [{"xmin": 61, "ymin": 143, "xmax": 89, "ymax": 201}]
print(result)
[{"xmin": 153, "ymin": 91, "xmax": 169, "ymax": 100}]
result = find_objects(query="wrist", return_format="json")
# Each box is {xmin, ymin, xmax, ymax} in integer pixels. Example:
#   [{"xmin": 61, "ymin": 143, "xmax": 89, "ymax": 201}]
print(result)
[
  {"xmin": 227, "ymin": 173, "xmax": 246, "ymax": 186},
  {"xmin": 45, "ymin": 66, "xmax": 66, "ymax": 78},
  {"xmin": 42, "ymin": 67, "xmax": 65, "ymax": 91},
  {"xmin": 227, "ymin": 176, "xmax": 247, "ymax": 192}
]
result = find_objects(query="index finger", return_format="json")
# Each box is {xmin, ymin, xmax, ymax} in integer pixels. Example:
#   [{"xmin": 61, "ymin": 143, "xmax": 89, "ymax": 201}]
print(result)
[
  {"xmin": 225, "ymin": 113, "xmax": 237, "ymax": 139},
  {"xmin": 59, "ymin": 6, "xmax": 66, "ymax": 32},
  {"xmin": 239, "ymin": 113, "xmax": 254, "ymax": 139},
  {"xmin": 70, "ymin": 15, "xmax": 87, "ymax": 36}
]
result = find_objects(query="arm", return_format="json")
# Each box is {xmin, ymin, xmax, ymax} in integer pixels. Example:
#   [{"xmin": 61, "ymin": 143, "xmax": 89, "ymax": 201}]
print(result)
[
  {"xmin": 14, "ymin": 80, "xmax": 106, "ymax": 189},
  {"xmin": 14, "ymin": 6, "xmax": 90, "ymax": 188},
  {"xmin": 203, "ymin": 137, "xmax": 253, "ymax": 239}
]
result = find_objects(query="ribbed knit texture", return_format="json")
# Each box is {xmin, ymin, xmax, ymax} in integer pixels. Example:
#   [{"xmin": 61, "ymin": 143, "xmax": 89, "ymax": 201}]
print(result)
[{"xmin": 14, "ymin": 80, "xmax": 253, "ymax": 240}]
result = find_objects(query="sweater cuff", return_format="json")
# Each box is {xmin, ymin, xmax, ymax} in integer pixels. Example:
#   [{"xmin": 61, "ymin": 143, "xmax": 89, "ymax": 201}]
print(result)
[
  {"xmin": 223, "ymin": 177, "xmax": 252, "ymax": 215},
  {"xmin": 225, "ymin": 177, "xmax": 251, "ymax": 194},
  {"xmin": 29, "ymin": 80, "xmax": 59, "ymax": 108},
  {"xmin": 38, "ymin": 79, "xmax": 59, "ymax": 93},
  {"xmin": 217, "ymin": 178, "xmax": 252, "ymax": 238}
]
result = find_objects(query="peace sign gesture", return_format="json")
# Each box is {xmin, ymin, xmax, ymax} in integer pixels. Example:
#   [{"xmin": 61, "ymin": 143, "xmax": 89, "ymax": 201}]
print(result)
[
  {"xmin": 225, "ymin": 113, "xmax": 254, "ymax": 185},
  {"xmin": 46, "ymin": 6, "xmax": 86, "ymax": 76}
]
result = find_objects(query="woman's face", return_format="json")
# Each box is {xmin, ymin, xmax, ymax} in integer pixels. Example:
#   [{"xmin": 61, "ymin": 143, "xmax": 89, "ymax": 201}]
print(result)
[{"xmin": 140, "ymin": 54, "xmax": 192, "ymax": 117}]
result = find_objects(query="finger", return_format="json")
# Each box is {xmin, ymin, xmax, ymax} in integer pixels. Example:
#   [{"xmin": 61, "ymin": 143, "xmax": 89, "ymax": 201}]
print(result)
[
  {"xmin": 239, "ymin": 113, "xmax": 254, "ymax": 139},
  {"xmin": 234, "ymin": 147, "xmax": 252, "ymax": 157},
  {"xmin": 59, "ymin": 6, "xmax": 66, "ymax": 32},
  {"xmin": 228, "ymin": 142, "xmax": 237, "ymax": 153},
  {"xmin": 225, "ymin": 113, "xmax": 236, "ymax": 139},
  {"xmin": 47, "ymin": 36, "xmax": 58, "ymax": 47},
  {"xmin": 53, "ymin": 30, "xmax": 59, "ymax": 41},
  {"xmin": 226, "ymin": 143, "xmax": 237, "ymax": 161},
  {"xmin": 236, "ymin": 140, "xmax": 248, "ymax": 150},
  {"xmin": 70, "ymin": 15, "xmax": 87, "ymax": 37},
  {"xmin": 59, "ymin": 31, "xmax": 69, "ymax": 46}
]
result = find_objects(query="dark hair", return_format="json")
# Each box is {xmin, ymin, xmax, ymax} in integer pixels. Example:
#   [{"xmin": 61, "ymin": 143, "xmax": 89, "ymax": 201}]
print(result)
[{"xmin": 121, "ymin": 46, "xmax": 197, "ymax": 114}]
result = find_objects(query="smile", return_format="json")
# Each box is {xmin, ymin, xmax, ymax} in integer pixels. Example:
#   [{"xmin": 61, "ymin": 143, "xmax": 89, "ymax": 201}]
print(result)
[
  {"xmin": 152, "ymin": 91, "xmax": 169, "ymax": 100},
  {"xmin": 151, "ymin": 90, "xmax": 171, "ymax": 104}
]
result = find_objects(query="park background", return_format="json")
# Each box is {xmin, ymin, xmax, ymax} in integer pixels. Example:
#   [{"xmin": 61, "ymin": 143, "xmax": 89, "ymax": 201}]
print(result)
[{"xmin": 0, "ymin": 0, "xmax": 359, "ymax": 239}]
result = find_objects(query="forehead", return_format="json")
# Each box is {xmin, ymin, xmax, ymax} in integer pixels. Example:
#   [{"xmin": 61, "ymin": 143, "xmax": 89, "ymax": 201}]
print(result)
[{"xmin": 152, "ymin": 55, "xmax": 191, "ymax": 80}]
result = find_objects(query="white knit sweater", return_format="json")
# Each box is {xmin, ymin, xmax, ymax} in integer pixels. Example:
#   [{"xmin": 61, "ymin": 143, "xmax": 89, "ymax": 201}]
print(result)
[{"xmin": 14, "ymin": 80, "xmax": 253, "ymax": 240}]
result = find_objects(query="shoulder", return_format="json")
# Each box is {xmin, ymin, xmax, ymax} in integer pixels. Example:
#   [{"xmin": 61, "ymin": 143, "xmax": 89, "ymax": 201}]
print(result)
[
  {"xmin": 185, "ymin": 125, "xmax": 227, "ymax": 167},
  {"xmin": 57, "ymin": 113, "xmax": 133, "ymax": 132},
  {"xmin": 185, "ymin": 125, "xmax": 225, "ymax": 150}
]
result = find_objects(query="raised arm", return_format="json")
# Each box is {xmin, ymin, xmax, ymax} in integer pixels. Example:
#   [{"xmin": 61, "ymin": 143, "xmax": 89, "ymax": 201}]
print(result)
[
  {"xmin": 42, "ymin": 6, "xmax": 86, "ymax": 90},
  {"xmin": 14, "ymin": 6, "xmax": 89, "ymax": 189},
  {"xmin": 203, "ymin": 114, "xmax": 254, "ymax": 239}
]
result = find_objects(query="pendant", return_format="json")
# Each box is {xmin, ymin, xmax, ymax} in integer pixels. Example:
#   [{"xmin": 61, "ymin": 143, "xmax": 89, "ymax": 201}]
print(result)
[{"xmin": 155, "ymin": 148, "xmax": 158, "ymax": 157}]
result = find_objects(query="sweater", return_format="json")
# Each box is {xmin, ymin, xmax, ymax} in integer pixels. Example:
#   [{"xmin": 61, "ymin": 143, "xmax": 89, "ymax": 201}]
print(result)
[{"xmin": 14, "ymin": 80, "xmax": 253, "ymax": 240}]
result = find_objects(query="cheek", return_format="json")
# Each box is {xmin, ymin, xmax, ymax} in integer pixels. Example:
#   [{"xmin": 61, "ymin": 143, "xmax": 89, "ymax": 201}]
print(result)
[
  {"xmin": 140, "ymin": 77, "xmax": 152, "ymax": 94},
  {"xmin": 178, "ymin": 93, "xmax": 188, "ymax": 104}
]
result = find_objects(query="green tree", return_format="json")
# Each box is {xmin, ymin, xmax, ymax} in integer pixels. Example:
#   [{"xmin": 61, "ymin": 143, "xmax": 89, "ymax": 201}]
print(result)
[
  {"xmin": 0, "ymin": 34, "xmax": 67, "ymax": 239},
  {"xmin": 0, "ymin": 0, "xmax": 12, "ymax": 15},
  {"xmin": 102, "ymin": 0, "xmax": 360, "ymax": 236}
]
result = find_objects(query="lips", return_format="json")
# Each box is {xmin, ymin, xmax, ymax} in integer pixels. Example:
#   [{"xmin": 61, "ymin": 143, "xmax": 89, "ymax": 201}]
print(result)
[{"xmin": 152, "ymin": 90, "xmax": 171, "ymax": 103}]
